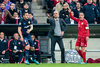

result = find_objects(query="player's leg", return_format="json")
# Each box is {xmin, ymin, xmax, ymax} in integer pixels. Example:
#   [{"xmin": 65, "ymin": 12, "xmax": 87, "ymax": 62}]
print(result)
[
  {"xmin": 75, "ymin": 38, "xmax": 83, "ymax": 58},
  {"xmin": 80, "ymin": 37, "xmax": 87, "ymax": 64},
  {"xmin": 81, "ymin": 47, "xmax": 86, "ymax": 63},
  {"xmin": 24, "ymin": 38, "xmax": 30, "ymax": 64}
]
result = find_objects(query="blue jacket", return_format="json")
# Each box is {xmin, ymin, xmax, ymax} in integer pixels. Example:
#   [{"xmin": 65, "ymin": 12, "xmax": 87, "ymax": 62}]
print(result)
[{"xmin": 83, "ymin": 3, "xmax": 99, "ymax": 24}]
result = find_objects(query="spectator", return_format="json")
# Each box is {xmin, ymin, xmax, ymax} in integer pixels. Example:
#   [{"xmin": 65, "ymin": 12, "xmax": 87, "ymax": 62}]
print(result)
[
  {"xmin": 0, "ymin": 3, "xmax": 13, "ymax": 24},
  {"xmin": 0, "ymin": 3, "xmax": 1, "ymax": 9},
  {"xmin": 31, "ymin": 35, "xmax": 41, "ymax": 63},
  {"xmin": 21, "ymin": 3, "xmax": 31, "ymax": 15},
  {"xmin": 72, "ymin": 2, "xmax": 83, "ymax": 18},
  {"xmin": 3, "ymin": 0, "xmax": 12, "ymax": 10},
  {"xmin": 79, "ymin": 0, "xmax": 87, "ymax": 6},
  {"xmin": 65, "ymin": 0, "xmax": 73, "ymax": 4},
  {"xmin": 9, "ymin": 3, "xmax": 16, "ymax": 15},
  {"xmin": 0, "ymin": 0, "xmax": 3, "ymax": 3},
  {"xmin": 29, "ymin": 12, "xmax": 38, "ymax": 24},
  {"xmin": 9, "ymin": 33, "xmax": 24, "ymax": 63},
  {"xmin": 0, "ymin": 32, "xmax": 9, "ymax": 59},
  {"xmin": 70, "ymin": 11, "xmax": 77, "ymax": 24},
  {"xmin": 10, "ymin": 0, "xmax": 17, "ymax": 4},
  {"xmin": 96, "ymin": 0, "xmax": 100, "ymax": 23},
  {"xmin": 93, "ymin": 0, "xmax": 97, "ymax": 4},
  {"xmin": 10, "ymin": 12, "xmax": 20, "ymax": 24},
  {"xmin": 83, "ymin": 0, "xmax": 99, "ymax": 24},
  {"xmin": 16, "ymin": 0, "xmax": 25, "ymax": 10},
  {"xmin": 59, "ymin": 4, "xmax": 70, "ymax": 24},
  {"xmin": 54, "ymin": 0, "xmax": 60, "ymax": 6},
  {"xmin": 70, "ymin": 0, "xmax": 78, "ymax": 10},
  {"xmin": 55, "ymin": 0, "xmax": 69, "ymax": 12},
  {"xmin": 42, "ymin": 0, "xmax": 47, "ymax": 9},
  {"xmin": 46, "ymin": 0, "xmax": 54, "ymax": 13}
]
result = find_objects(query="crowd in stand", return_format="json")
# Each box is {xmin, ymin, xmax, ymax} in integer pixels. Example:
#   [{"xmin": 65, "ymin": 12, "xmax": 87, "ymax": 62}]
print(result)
[
  {"xmin": 43, "ymin": 0, "xmax": 100, "ymax": 24},
  {"xmin": 0, "ymin": 0, "xmax": 37, "ymax": 24}
]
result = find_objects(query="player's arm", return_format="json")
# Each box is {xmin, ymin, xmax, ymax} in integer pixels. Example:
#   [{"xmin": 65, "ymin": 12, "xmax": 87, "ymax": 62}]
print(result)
[
  {"xmin": 85, "ymin": 21, "xmax": 90, "ymax": 41},
  {"xmin": 27, "ymin": 24, "xmax": 33, "ymax": 34},
  {"xmin": 18, "ymin": 27, "xmax": 24, "ymax": 41},
  {"xmin": 68, "ymin": 9, "xmax": 79, "ymax": 22}
]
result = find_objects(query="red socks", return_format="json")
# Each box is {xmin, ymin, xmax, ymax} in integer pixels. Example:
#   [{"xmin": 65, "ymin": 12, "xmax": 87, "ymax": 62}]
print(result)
[
  {"xmin": 77, "ymin": 50, "xmax": 86, "ymax": 62},
  {"xmin": 82, "ymin": 52, "xmax": 86, "ymax": 62},
  {"xmin": 77, "ymin": 50, "xmax": 83, "ymax": 58}
]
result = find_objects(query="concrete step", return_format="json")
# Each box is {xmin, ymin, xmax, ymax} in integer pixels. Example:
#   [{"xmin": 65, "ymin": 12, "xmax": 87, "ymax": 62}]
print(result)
[
  {"xmin": 35, "ymin": 16, "xmax": 47, "ymax": 23},
  {"xmin": 34, "ymin": 13, "xmax": 46, "ymax": 17},
  {"xmin": 33, "ymin": 9, "xmax": 46, "ymax": 13}
]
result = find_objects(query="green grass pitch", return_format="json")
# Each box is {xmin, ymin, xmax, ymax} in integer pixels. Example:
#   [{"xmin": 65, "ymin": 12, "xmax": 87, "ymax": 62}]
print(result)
[{"xmin": 0, "ymin": 63, "xmax": 100, "ymax": 67}]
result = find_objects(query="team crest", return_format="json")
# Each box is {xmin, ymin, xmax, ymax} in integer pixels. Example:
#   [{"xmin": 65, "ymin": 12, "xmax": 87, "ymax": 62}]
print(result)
[
  {"xmin": 4, "ymin": 40, "xmax": 6, "ymax": 42},
  {"xmin": 34, "ymin": 42, "xmax": 36, "ymax": 45},
  {"xmin": 18, "ymin": 42, "xmax": 21, "ymax": 44},
  {"xmin": 28, "ymin": 21, "xmax": 31, "ymax": 24}
]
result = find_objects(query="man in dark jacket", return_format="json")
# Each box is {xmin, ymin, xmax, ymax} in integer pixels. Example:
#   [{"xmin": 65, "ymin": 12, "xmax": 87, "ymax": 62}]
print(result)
[
  {"xmin": 0, "ymin": 32, "xmax": 9, "ymax": 59},
  {"xmin": 83, "ymin": 0, "xmax": 99, "ymax": 24},
  {"xmin": 31, "ymin": 35, "xmax": 41, "ymax": 63},
  {"xmin": 9, "ymin": 33, "xmax": 24, "ymax": 63},
  {"xmin": 59, "ymin": 4, "xmax": 70, "ymax": 24},
  {"xmin": 47, "ymin": 11, "xmax": 67, "ymax": 63},
  {"xmin": 72, "ymin": 2, "xmax": 83, "ymax": 18}
]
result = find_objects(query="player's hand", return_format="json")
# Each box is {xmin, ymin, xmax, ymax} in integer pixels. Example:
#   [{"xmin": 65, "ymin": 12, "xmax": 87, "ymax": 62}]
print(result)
[
  {"xmin": 20, "ymin": 37, "xmax": 24, "ymax": 42},
  {"xmin": 2, "ymin": 50, "xmax": 6, "ymax": 54},
  {"xmin": 86, "ymin": 37, "xmax": 89, "ymax": 41},
  {"xmin": 68, "ymin": 9, "xmax": 71, "ymax": 13},
  {"xmin": 61, "ymin": 31, "xmax": 64, "ymax": 36},
  {"xmin": 13, "ymin": 51, "xmax": 17, "ymax": 53},
  {"xmin": 27, "ymin": 30, "xmax": 31, "ymax": 34}
]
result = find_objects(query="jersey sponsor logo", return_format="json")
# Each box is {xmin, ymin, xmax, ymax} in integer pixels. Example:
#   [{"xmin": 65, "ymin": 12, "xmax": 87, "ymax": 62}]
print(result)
[
  {"xmin": 28, "ymin": 21, "xmax": 31, "ymax": 24},
  {"xmin": 24, "ymin": 25, "xmax": 30, "ymax": 28},
  {"xmin": 34, "ymin": 42, "xmax": 36, "ymax": 45},
  {"xmin": 18, "ymin": 42, "xmax": 21, "ymax": 44},
  {"xmin": 81, "ymin": 22, "xmax": 83, "ymax": 25}
]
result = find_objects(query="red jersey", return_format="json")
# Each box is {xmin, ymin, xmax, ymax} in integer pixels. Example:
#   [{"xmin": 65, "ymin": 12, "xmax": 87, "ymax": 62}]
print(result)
[{"xmin": 69, "ymin": 13, "xmax": 90, "ymax": 37}]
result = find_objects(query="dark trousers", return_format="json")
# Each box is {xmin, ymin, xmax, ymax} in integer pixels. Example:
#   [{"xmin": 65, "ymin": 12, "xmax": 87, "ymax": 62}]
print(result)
[
  {"xmin": 32, "ymin": 51, "xmax": 41, "ymax": 63},
  {"xmin": 51, "ymin": 36, "xmax": 65, "ymax": 63},
  {"xmin": 11, "ymin": 52, "xmax": 24, "ymax": 63}
]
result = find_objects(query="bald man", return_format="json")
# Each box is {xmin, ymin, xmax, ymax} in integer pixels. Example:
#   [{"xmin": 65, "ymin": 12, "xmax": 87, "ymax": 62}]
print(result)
[
  {"xmin": 9, "ymin": 33, "xmax": 24, "ymax": 63},
  {"xmin": 47, "ymin": 11, "xmax": 67, "ymax": 63}
]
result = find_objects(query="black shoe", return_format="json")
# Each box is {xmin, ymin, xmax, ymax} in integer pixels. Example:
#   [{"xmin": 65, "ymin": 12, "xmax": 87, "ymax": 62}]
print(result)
[
  {"xmin": 53, "ymin": 61, "xmax": 56, "ymax": 63},
  {"xmin": 61, "ymin": 61, "xmax": 65, "ymax": 63}
]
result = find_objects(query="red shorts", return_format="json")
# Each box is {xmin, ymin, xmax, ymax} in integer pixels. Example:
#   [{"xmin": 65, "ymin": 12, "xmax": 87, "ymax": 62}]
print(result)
[{"xmin": 76, "ymin": 37, "xmax": 87, "ymax": 47}]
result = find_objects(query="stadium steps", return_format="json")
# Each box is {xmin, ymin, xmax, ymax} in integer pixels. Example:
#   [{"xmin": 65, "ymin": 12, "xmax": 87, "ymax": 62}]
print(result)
[{"xmin": 31, "ymin": 1, "xmax": 47, "ymax": 24}]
